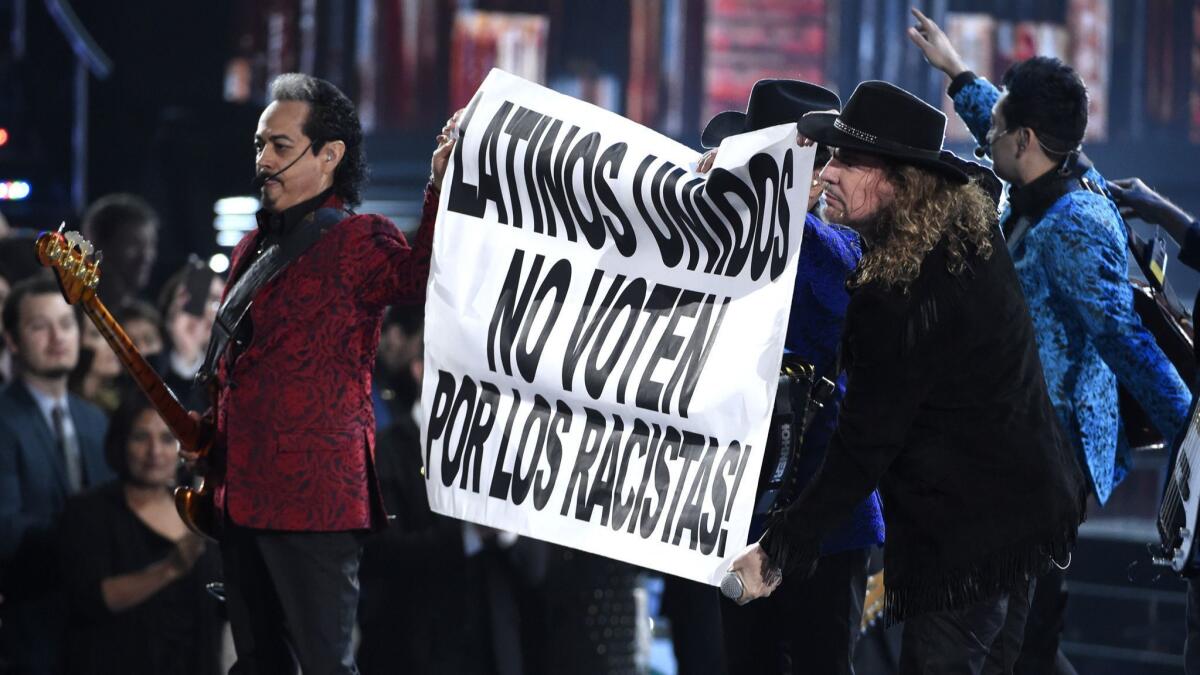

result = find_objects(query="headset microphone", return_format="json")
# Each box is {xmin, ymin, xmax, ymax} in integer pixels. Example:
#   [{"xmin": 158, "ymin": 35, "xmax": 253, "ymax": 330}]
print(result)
[
  {"xmin": 251, "ymin": 141, "xmax": 315, "ymax": 190},
  {"xmin": 974, "ymin": 145, "xmax": 988, "ymax": 159}
]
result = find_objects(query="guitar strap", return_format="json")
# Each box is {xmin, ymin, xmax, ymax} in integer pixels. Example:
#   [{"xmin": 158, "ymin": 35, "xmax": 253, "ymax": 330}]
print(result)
[{"xmin": 197, "ymin": 206, "xmax": 350, "ymax": 385}]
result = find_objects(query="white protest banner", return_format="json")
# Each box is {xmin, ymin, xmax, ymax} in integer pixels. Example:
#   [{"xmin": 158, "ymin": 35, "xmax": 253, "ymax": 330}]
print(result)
[{"xmin": 421, "ymin": 68, "xmax": 813, "ymax": 585}]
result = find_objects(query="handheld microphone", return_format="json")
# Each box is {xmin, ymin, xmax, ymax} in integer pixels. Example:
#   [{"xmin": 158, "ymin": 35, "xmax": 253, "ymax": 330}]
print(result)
[
  {"xmin": 720, "ymin": 571, "xmax": 745, "ymax": 602},
  {"xmin": 251, "ymin": 141, "xmax": 314, "ymax": 190}
]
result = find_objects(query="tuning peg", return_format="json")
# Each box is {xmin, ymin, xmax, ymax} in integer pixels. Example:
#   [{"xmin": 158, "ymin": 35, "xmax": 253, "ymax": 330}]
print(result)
[
  {"xmin": 57, "ymin": 221, "xmax": 66, "ymax": 234},
  {"xmin": 94, "ymin": 250, "xmax": 103, "ymax": 267}
]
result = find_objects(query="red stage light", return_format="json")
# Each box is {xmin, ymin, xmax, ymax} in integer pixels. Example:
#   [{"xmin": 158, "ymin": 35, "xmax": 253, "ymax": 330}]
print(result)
[{"xmin": 0, "ymin": 128, "xmax": 8, "ymax": 147}]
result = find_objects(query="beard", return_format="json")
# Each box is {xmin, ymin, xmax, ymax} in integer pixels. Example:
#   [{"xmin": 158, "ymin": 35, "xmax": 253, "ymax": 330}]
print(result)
[
  {"xmin": 831, "ymin": 204, "xmax": 893, "ymax": 251},
  {"xmin": 27, "ymin": 365, "xmax": 74, "ymax": 379}
]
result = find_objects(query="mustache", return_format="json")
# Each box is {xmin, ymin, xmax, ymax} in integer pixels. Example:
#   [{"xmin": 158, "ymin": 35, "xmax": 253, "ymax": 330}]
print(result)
[{"xmin": 251, "ymin": 171, "xmax": 275, "ymax": 190}]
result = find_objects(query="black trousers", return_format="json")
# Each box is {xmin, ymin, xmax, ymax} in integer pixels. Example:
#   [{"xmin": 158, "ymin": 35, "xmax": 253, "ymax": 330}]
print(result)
[
  {"xmin": 222, "ymin": 524, "xmax": 363, "ymax": 675},
  {"xmin": 899, "ymin": 580, "xmax": 1033, "ymax": 675},
  {"xmin": 721, "ymin": 547, "xmax": 871, "ymax": 675},
  {"xmin": 1187, "ymin": 578, "xmax": 1200, "ymax": 675},
  {"xmin": 1013, "ymin": 567, "xmax": 1077, "ymax": 675}
]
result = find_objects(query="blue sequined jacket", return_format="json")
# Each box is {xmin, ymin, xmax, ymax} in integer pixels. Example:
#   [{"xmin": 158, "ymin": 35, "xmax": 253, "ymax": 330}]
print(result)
[
  {"xmin": 781, "ymin": 213, "xmax": 885, "ymax": 554},
  {"xmin": 951, "ymin": 76, "xmax": 1190, "ymax": 503}
]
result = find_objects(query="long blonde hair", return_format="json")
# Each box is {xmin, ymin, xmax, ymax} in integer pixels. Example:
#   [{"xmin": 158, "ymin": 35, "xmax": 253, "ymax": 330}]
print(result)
[{"xmin": 850, "ymin": 164, "xmax": 997, "ymax": 292}]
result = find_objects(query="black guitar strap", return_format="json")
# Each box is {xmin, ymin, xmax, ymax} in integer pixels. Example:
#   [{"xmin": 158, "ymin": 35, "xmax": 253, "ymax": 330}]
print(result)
[{"xmin": 197, "ymin": 206, "xmax": 349, "ymax": 385}]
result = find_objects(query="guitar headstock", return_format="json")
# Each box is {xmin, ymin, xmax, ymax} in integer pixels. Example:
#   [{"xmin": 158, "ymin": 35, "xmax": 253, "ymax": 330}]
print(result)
[{"xmin": 35, "ymin": 224, "xmax": 102, "ymax": 305}]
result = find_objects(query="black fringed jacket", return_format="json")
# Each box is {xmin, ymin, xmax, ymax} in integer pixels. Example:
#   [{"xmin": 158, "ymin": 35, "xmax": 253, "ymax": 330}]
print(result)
[{"xmin": 760, "ymin": 226, "xmax": 1087, "ymax": 622}]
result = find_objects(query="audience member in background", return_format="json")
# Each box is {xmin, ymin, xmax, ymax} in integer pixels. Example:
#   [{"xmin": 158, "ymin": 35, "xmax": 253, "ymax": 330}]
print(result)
[
  {"xmin": 115, "ymin": 300, "xmax": 164, "ymax": 360},
  {"xmin": 0, "ymin": 233, "xmax": 46, "ymax": 387},
  {"xmin": 58, "ymin": 397, "xmax": 222, "ymax": 675},
  {"xmin": 1106, "ymin": 176, "xmax": 1200, "ymax": 675},
  {"xmin": 0, "ymin": 274, "xmax": 114, "ymax": 674},
  {"xmin": 910, "ymin": 10, "xmax": 1191, "ymax": 672},
  {"xmin": 372, "ymin": 304, "xmax": 423, "ymax": 431},
  {"xmin": 81, "ymin": 193, "xmax": 159, "ymax": 311},
  {"xmin": 156, "ymin": 259, "xmax": 224, "ymax": 413},
  {"xmin": 358, "ymin": 342, "xmax": 547, "ymax": 675},
  {"xmin": 70, "ymin": 318, "xmax": 124, "ymax": 413}
]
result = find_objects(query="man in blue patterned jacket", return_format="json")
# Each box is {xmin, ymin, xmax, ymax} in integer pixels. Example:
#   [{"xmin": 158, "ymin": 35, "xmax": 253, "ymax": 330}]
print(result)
[{"xmin": 909, "ymin": 8, "xmax": 1190, "ymax": 672}]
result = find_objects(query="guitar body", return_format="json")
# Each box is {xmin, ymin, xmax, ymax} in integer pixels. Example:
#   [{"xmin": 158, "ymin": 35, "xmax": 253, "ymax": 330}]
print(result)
[
  {"xmin": 175, "ymin": 479, "xmax": 218, "ymax": 541},
  {"xmin": 1157, "ymin": 393, "xmax": 1200, "ymax": 575},
  {"xmin": 35, "ymin": 228, "xmax": 221, "ymax": 541},
  {"xmin": 1121, "ymin": 279, "xmax": 1196, "ymax": 450}
]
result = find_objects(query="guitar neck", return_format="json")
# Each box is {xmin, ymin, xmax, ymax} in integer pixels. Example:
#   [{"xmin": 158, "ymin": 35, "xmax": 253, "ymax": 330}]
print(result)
[{"xmin": 81, "ymin": 294, "xmax": 201, "ymax": 449}]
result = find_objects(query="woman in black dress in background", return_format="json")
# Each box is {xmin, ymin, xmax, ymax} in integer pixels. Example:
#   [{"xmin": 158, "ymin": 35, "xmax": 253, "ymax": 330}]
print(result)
[{"xmin": 58, "ymin": 398, "xmax": 222, "ymax": 675}]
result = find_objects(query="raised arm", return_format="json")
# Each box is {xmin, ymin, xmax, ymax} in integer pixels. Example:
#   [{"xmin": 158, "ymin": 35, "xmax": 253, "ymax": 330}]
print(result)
[{"xmin": 907, "ymin": 7, "xmax": 997, "ymax": 146}]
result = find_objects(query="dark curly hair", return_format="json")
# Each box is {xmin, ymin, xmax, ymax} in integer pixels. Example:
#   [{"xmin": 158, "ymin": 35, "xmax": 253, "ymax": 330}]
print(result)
[
  {"xmin": 850, "ymin": 163, "xmax": 997, "ymax": 293},
  {"xmin": 269, "ymin": 73, "xmax": 368, "ymax": 206},
  {"xmin": 999, "ymin": 56, "xmax": 1088, "ymax": 157},
  {"xmin": 82, "ymin": 193, "xmax": 158, "ymax": 246}
]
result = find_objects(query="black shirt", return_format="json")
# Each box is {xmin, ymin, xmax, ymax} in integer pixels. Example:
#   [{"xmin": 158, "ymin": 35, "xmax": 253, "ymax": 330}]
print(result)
[
  {"xmin": 228, "ymin": 187, "xmax": 337, "ymax": 359},
  {"xmin": 58, "ymin": 482, "xmax": 222, "ymax": 675}
]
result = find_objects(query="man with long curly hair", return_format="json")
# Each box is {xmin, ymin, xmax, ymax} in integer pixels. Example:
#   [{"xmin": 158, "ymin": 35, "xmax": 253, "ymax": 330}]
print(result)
[{"xmin": 725, "ymin": 80, "xmax": 1087, "ymax": 673}]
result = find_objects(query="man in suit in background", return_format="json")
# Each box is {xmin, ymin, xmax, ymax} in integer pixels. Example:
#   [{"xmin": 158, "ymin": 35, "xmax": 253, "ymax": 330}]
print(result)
[{"xmin": 0, "ymin": 273, "xmax": 113, "ymax": 673}]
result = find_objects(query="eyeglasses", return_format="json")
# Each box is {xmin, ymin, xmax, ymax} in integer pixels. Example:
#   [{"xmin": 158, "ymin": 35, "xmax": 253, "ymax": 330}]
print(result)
[
  {"xmin": 975, "ymin": 126, "xmax": 1014, "ymax": 159},
  {"xmin": 986, "ymin": 126, "xmax": 1014, "ymax": 146}
]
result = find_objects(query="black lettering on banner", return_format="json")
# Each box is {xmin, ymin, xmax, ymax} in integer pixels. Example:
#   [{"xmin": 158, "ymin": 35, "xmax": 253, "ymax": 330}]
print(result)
[
  {"xmin": 691, "ymin": 181, "xmax": 736, "ymax": 275},
  {"xmin": 638, "ymin": 161, "xmax": 685, "ymax": 267},
  {"xmin": 533, "ymin": 400, "xmax": 573, "ymax": 510},
  {"xmin": 522, "ymin": 115, "xmax": 552, "ymax": 235},
  {"xmin": 617, "ymin": 284, "xmax": 681, "ymax": 405},
  {"xmin": 487, "ymin": 250, "xmax": 571, "ymax": 382},
  {"xmin": 583, "ymin": 413, "xmax": 626, "ymax": 525},
  {"xmin": 460, "ymin": 381, "xmax": 501, "ymax": 493},
  {"xmin": 636, "ymin": 290, "xmax": 702, "ymax": 414},
  {"xmin": 703, "ymin": 168, "xmax": 758, "ymax": 278},
  {"xmin": 654, "ymin": 167, "xmax": 702, "ymax": 271},
  {"xmin": 564, "ymin": 131, "xmax": 605, "ymax": 248},
  {"xmin": 534, "ymin": 120, "xmax": 579, "ymax": 240},
  {"xmin": 562, "ymin": 270, "xmax": 624, "ymax": 392},
  {"xmin": 625, "ymin": 422, "xmax": 662, "ymax": 535},
  {"xmin": 773, "ymin": 148, "xmax": 795, "ymax": 280},
  {"xmin": 664, "ymin": 295, "xmax": 730, "ymax": 417},
  {"xmin": 610, "ymin": 418, "xmax": 651, "ymax": 532},
  {"xmin": 438, "ymin": 375, "xmax": 475, "ymax": 489},
  {"xmin": 509, "ymin": 394, "xmax": 553, "ymax": 505},
  {"xmin": 749, "ymin": 152, "xmax": 792, "ymax": 281},
  {"xmin": 672, "ymin": 434, "xmax": 720, "ymax": 551},
  {"xmin": 709, "ymin": 441, "xmax": 740, "ymax": 556},
  {"xmin": 660, "ymin": 431, "xmax": 704, "ymax": 544},
  {"xmin": 488, "ymin": 388, "xmax": 524, "ymax": 500},
  {"xmin": 594, "ymin": 143, "xmax": 637, "ymax": 257},
  {"xmin": 639, "ymin": 425, "xmax": 678, "ymax": 538},
  {"xmin": 451, "ymin": 97, "xmax": 797, "ymax": 281},
  {"xmin": 447, "ymin": 99, "xmax": 512, "ymax": 222},
  {"xmin": 717, "ymin": 440, "xmax": 754, "ymax": 557},
  {"xmin": 583, "ymin": 278, "xmax": 647, "ymax": 399},
  {"xmin": 502, "ymin": 107, "xmax": 546, "ymax": 231},
  {"xmin": 425, "ymin": 369, "xmax": 457, "ymax": 472},
  {"xmin": 560, "ymin": 407, "xmax": 606, "ymax": 517}
]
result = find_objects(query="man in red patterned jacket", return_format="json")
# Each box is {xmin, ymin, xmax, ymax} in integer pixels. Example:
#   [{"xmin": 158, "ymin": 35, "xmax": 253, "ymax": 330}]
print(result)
[{"xmin": 181, "ymin": 73, "xmax": 456, "ymax": 675}]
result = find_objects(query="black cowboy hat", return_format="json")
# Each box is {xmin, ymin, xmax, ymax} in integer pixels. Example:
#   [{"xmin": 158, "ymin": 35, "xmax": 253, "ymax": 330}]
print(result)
[
  {"xmin": 797, "ymin": 80, "xmax": 969, "ymax": 184},
  {"xmin": 701, "ymin": 79, "xmax": 842, "ymax": 149}
]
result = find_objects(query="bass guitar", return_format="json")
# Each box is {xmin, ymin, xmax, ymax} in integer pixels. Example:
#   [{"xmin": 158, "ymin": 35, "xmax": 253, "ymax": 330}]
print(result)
[{"xmin": 35, "ymin": 226, "xmax": 219, "ymax": 540}]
